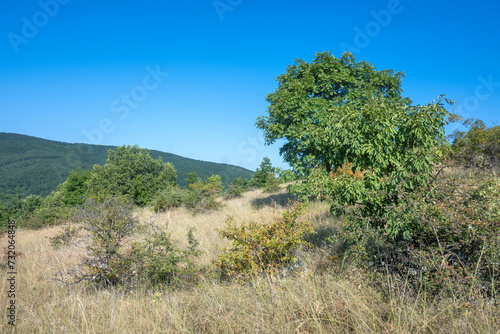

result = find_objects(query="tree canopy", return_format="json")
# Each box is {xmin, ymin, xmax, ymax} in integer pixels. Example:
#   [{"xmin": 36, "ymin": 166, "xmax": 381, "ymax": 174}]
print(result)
[
  {"xmin": 86, "ymin": 145, "xmax": 177, "ymax": 206},
  {"xmin": 250, "ymin": 157, "xmax": 275, "ymax": 188},
  {"xmin": 257, "ymin": 51, "xmax": 452, "ymax": 216}
]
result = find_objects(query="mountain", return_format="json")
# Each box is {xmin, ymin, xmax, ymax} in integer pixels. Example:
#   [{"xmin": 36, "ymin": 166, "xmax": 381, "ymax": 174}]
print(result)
[{"xmin": 0, "ymin": 133, "xmax": 254, "ymax": 198}]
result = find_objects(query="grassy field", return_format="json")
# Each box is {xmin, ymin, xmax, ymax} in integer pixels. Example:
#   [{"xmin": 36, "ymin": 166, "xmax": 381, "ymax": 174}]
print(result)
[{"xmin": 1, "ymin": 186, "xmax": 499, "ymax": 333}]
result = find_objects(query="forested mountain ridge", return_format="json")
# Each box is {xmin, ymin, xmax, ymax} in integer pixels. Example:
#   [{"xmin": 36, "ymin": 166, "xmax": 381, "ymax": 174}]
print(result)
[{"xmin": 0, "ymin": 133, "xmax": 253, "ymax": 199}]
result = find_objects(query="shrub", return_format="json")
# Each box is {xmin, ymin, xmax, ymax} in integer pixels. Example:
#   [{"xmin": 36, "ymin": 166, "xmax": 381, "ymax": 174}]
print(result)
[
  {"xmin": 128, "ymin": 225, "xmax": 202, "ymax": 286},
  {"xmin": 263, "ymin": 173, "xmax": 281, "ymax": 193},
  {"xmin": 22, "ymin": 194, "xmax": 44, "ymax": 214},
  {"xmin": 86, "ymin": 145, "xmax": 177, "ymax": 206},
  {"xmin": 53, "ymin": 197, "xmax": 202, "ymax": 288},
  {"xmin": 336, "ymin": 170, "xmax": 500, "ymax": 298},
  {"xmin": 185, "ymin": 172, "xmax": 200, "ymax": 186},
  {"xmin": 276, "ymin": 168, "xmax": 295, "ymax": 183},
  {"xmin": 153, "ymin": 186, "xmax": 184, "ymax": 212},
  {"xmin": 184, "ymin": 175, "xmax": 224, "ymax": 214},
  {"xmin": 223, "ymin": 177, "xmax": 248, "ymax": 200},
  {"xmin": 48, "ymin": 222, "xmax": 81, "ymax": 249},
  {"xmin": 59, "ymin": 167, "xmax": 91, "ymax": 206},
  {"xmin": 450, "ymin": 118, "xmax": 500, "ymax": 172},
  {"xmin": 77, "ymin": 197, "xmax": 138, "ymax": 286},
  {"xmin": 22, "ymin": 206, "xmax": 76, "ymax": 229},
  {"xmin": 214, "ymin": 202, "xmax": 314, "ymax": 280}
]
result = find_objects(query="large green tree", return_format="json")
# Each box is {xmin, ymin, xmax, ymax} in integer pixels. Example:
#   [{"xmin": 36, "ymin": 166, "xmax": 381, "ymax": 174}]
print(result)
[
  {"xmin": 86, "ymin": 145, "xmax": 177, "ymax": 206},
  {"xmin": 257, "ymin": 52, "xmax": 452, "ymax": 216}
]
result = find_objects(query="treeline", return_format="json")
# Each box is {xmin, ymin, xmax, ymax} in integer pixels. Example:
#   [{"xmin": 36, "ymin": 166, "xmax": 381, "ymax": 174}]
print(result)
[
  {"xmin": 0, "ymin": 133, "xmax": 254, "ymax": 197},
  {"xmin": 0, "ymin": 145, "xmax": 289, "ymax": 232}
]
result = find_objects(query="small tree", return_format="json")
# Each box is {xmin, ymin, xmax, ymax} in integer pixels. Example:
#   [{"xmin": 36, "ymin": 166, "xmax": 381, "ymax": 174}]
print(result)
[
  {"xmin": 77, "ymin": 197, "xmax": 138, "ymax": 286},
  {"xmin": 275, "ymin": 167, "xmax": 295, "ymax": 183},
  {"xmin": 22, "ymin": 194, "xmax": 44, "ymax": 214},
  {"xmin": 153, "ymin": 186, "xmax": 184, "ymax": 212},
  {"xmin": 53, "ymin": 197, "xmax": 202, "ymax": 287},
  {"xmin": 250, "ymin": 157, "xmax": 276, "ymax": 188},
  {"xmin": 263, "ymin": 173, "xmax": 281, "ymax": 193},
  {"xmin": 86, "ymin": 145, "xmax": 177, "ymax": 206},
  {"xmin": 184, "ymin": 175, "xmax": 224, "ymax": 213}
]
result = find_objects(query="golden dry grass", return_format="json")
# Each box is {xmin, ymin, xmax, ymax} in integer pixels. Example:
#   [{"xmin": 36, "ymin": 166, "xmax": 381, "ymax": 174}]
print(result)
[{"xmin": 1, "ymin": 186, "xmax": 499, "ymax": 333}]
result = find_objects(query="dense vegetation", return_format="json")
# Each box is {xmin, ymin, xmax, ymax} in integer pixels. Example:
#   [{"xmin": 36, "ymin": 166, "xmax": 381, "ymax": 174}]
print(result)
[
  {"xmin": 0, "ymin": 133, "xmax": 254, "ymax": 199},
  {"xmin": 0, "ymin": 146, "xmax": 284, "ymax": 233},
  {"xmin": 1, "ymin": 52, "xmax": 499, "ymax": 332}
]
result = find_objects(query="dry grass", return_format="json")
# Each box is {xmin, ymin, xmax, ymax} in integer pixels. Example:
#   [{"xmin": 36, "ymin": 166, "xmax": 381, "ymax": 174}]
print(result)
[{"xmin": 1, "ymin": 186, "xmax": 499, "ymax": 333}]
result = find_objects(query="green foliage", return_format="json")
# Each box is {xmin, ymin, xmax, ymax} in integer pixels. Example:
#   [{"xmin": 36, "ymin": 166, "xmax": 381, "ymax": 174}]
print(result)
[
  {"xmin": 223, "ymin": 177, "xmax": 248, "ymax": 200},
  {"xmin": 336, "ymin": 171, "xmax": 500, "ymax": 298},
  {"xmin": 450, "ymin": 118, "xmax": 500, "ymax": 171},
  {"xmin": 58, "ymin": 167, "xmax": 91, "ymax": 206},
  {"xmin": 77, "ymin": 197, "xmax": 138, "ymax": 286},
  {"xmin": 86, "ymin": 145, "xmax": 177, "ymax": 206},
  {"xmin": 275, "ymin": 168, "xmax": 295, "ymax": 183},
  {"xmin": 183, "ymin": 175, "xmax": 224, "ymax": 214},
  {"xmin": 153, "ymin": 186, "xmax": 185, "ymax": 212},
  {"xmin": 0, "ymin": 133, "xmax": 254, "ymax": 197},
  {"xmin": 185, "ymin": 172, "xmax": 200, "ymax": 186},
  {"xmin": 257, "ymin": 51, "xmax": 410, "ymax": 176},
  {"xmin": 215, "ymin": 202, "xmax": 314, "ymax": 280},
  {"xmin": 22, "ymin": 194, "xmax": 44, "ymax": 213},
  {"xmin": 250, "ymin": 157, "xmax": 275, "ymax": 188},
  {"xmin": 263, "ymin": 173, "xmax": 281, "ymax": 193},
  {"xmin": 53, "ymin": 198, "xmax": 201, "ymax": 287},
  {"xmin": 0, "ymin": 192, "xmax": 73, "ymax": 231},
  {"xmin": 128, "ymin": 225, "xmax": 202, "ymax": 286},
  {"xmin": 257, "ymin": 51, "xmax": 453, "ymax": 223}
]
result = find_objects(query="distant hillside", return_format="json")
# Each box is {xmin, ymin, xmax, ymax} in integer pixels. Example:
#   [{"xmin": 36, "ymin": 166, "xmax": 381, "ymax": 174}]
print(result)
[{"xmin": 0, "ymin": 133, "xmax": 254, "ymax": 198}]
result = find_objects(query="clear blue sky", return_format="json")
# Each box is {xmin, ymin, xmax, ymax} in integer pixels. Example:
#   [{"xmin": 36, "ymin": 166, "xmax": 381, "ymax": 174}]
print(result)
[{"xmin": 1, "ymin": 0, "xmax": 499, "ymax": 171}]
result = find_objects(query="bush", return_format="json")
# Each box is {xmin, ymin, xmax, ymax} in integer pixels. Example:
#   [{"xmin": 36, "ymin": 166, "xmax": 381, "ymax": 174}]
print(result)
[
  {"xmin": 184, "ymin": 175, "xmax": 224, "ymax": 214},
  {"xmin": 22, "ymin": 194, "xmax": 44, "ymax": 214},
  {"xmin": 49, "ymin": 222, "xmax": 81, "ymax": 249},
  {"xmin": 263, "ymin": 173, "xmax": 281, "ymax": 193},
  {"xmin": 22, "ymin": 206, "xmax": 76, "ymax": 229},
  {"xmin": 59, "ymin": 167, "xmax": 91, "ymax": 206},
  {"xmin": 53, "ymin": 197, "xmax": 202, "ymax": 288},
  {"xmin": 450, "ymin": 118, "xmax": 500, "ymax": 172},
  {"xmin": 336, "ymin": 170, "xmax": 500, "ymax": 298},
  {"xmin": 1, "ymin": 191, "xmax": 76, "ymax": 230},
  {"xmin": 128, "ymin": 225, "xmax": 202, "ymax": 286},
  {"xmin": 214, "ymin": 202, "xmax": 314, "ymax": 280},
  {"xmin": 223, "ymin": 177, "xmax": 248, "ymax": 200},
  {"xmin": 77, "ymin": 197, "xmax": 138, "ymax": 286},
  {"xmin": 276, "ymin": 168, "xmax": 295, "ymax": 183},
  {"xmin": 86, "ymin": 145, "xmax": 177, "ymax": 206},
  {"xmin": 153, "ymin": 186, "xmax": 184, "ymax": 212}
]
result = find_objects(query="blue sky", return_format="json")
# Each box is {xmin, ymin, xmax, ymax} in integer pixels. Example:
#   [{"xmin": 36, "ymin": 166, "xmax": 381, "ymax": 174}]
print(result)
[{"xmin": 1, "ymin": 0, "xmax": 499, "ymax": 171}]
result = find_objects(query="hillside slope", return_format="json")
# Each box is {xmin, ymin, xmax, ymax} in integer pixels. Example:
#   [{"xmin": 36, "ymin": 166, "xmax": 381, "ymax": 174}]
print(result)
[{"xmin": 0, "ymin": 133, "xmax": 254, "ymax": 198}]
